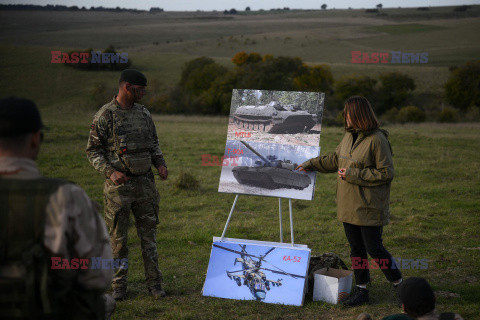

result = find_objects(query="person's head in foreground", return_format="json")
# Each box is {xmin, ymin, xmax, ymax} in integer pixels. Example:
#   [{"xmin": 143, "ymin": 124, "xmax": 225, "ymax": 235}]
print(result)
[
  {"xmin": 343, "ymin": 96, "xmax": 380, "ymax": 131},
  {"xmin": 398, "ymin": 277, "xmax": 435, "ymax": 317},
  {"xmin": 0, "ymin": 97, "xmax": 43, "ymax": 160}
]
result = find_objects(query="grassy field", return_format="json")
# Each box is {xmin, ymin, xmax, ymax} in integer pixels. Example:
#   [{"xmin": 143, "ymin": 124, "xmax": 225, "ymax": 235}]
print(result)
[
  {"xmin": 37, "ymin": 107, "xmax": 480, "ymax": 319},
  {"xmin": 1, "ymin": 6, "xmax": 480, "ymax": 320}
]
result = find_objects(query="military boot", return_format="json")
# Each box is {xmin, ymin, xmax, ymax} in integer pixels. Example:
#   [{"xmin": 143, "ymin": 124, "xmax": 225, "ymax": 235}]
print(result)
[
  {"xmin": 112, "ymin": 287, "xmax": 127, "ymax": 301},
  {"xmin": 342, "ymin": 287, "xmax": 369, "ymax": 307},
  {"xmin": 148, "ymin": 284, "xmax": 166, "ymax": 298}
]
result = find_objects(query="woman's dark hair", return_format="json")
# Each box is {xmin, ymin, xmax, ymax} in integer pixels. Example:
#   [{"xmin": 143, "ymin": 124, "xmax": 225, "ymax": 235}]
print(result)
[{"xmin": 344, "ymin": 96, "xmax": 380, "ymax": 131}]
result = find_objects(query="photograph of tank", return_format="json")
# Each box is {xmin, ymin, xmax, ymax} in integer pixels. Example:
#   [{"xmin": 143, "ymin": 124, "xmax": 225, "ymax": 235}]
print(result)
[
  {"xmin": 203, "ymin": 237, "xmax": 311, "ymax": 306},
  {"xmin": 226, "ymin": 89, "xmax": 324, "ymax": 147},
  {"xmin": 218, "ymin": 140, "xmax": 320, "ymax": 200}
]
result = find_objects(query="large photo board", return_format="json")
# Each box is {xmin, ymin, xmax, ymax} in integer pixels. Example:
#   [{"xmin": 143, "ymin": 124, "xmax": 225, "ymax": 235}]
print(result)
[
  {"xmin": 218, "ymin": 89, "xmax": 324, "ymax": 200},
  {"xmin": 203, "ymin": 237, "xmax": 311, "ymax": 306}
]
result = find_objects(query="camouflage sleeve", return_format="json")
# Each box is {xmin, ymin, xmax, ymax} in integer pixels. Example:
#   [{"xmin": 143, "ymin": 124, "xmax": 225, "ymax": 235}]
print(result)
[
  {"xmin": 145, "ymin": 109, "xmax": 167, "ymax": 169},
  {"xmin": 44, "ymin": 184, "xmax": 113, "ymax": 290},
  {"xmin": 86, "ymin": 110, "xmax": 116, "ymax": 178}
]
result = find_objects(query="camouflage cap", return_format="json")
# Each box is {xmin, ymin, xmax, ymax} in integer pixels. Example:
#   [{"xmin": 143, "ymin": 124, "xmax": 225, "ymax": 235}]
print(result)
[
  {"xmin": 119, "ymin": 69, "xmax": 147, "ymax": 86},
  {"xmin": 0, "ymin": 97, "xmax": 43, "ymax": 137}
]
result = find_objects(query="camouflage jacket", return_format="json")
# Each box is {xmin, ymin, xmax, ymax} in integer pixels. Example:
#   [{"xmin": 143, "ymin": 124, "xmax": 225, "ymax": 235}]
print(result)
[
  {"xmin": 86, "ymin": 97, "xmax": 166, "ymax": 178},
  {"xmin": 0, "ymin": 156, "xmax": 113, "ymax": 290}
]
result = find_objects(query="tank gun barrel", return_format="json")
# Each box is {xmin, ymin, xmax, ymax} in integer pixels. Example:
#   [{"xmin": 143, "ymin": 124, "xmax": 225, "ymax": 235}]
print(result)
[{"xmin": 239, "ymin": 141, "xmax": 271, "ymax": 166}]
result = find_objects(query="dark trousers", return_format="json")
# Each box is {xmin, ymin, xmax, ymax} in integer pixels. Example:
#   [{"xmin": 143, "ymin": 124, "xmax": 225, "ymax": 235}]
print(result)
[{"xmin": 343, "ymin": 222, "xmax": 402, "ymax": 285}]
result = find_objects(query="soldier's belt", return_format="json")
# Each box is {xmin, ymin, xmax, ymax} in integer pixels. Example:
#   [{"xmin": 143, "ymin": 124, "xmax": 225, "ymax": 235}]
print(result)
[
  {"xmin": 125, "ymin": 168, "xmax": 152, "ymax": 177},
  {"xmin": 111, "ymin": 146, "xmax": 151, "ymax": 155}
]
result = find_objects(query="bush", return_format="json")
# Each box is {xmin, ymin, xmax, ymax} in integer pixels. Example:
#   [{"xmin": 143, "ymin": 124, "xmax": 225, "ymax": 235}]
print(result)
[
  {"xmin": 397, "ymin": 106, "xmax": 426, "ymax": 123},
  {"xmin": 465, "ymin": 106, "xmax": 480, "ymax": 122},
  {"xmin": 335, "ymin": 110, "xmax": 345, "ymax": 126},
  {"xmin": 174, "ymin": 170, "xmax": 200, "ymax": 190},
  {"xmin": 232, "ymin": 51, "xmax": 248, "ymax": 66},
  {"xmin": 383, "ymin": 107, "xmax": 400, "ymax": 123},
  {"xmin": 437, "ymin": 107, "xmax": 458, "ymax": 123},
  {"xmin": 294, "ymin": 64, "xmax": 334, "ymax": 93},
  {"xmin": 444, "ymin": 60, "xmax": 480, "ymax": 111},
  {"xmin": 376, "ymin": 72, "xmax": 415, "ymax": 114},
  {"xmin": 334, "ymin": 75, "xmax": 377, "ymax": 102}
]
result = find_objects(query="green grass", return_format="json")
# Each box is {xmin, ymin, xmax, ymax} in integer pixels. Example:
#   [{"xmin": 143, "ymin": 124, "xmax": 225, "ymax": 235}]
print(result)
[{"xmin": 35, "ymin": 107, "xmax": 480, "ymax": 319}]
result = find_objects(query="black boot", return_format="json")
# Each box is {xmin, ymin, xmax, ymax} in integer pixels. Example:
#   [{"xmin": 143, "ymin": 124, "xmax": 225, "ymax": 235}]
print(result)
[{"xmin": 342, "ymin": 287, "xmax": 369, "ymax": 307}]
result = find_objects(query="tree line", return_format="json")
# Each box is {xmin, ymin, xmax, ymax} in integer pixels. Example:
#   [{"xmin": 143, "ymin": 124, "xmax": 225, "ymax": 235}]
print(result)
[
  {"xmin": 141, "ymin": 52, "xmax": 479, "ymax": 123},
  {"xmin": 0, "ymin": 4, "xmax": 163, "ymax": 13}
]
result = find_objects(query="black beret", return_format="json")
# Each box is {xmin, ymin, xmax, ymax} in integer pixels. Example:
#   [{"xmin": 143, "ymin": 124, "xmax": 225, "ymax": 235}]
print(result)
[
  {"xmin": 0, "ymin": 97, "xmax": 43, "ymax": 137},
  {"xmin": 398, "ymin": 277, "xmax": 435, "ymax": 316},
  {"xmin": 119, "ymin": 69, "xmax": 147, "ymax": 86}
]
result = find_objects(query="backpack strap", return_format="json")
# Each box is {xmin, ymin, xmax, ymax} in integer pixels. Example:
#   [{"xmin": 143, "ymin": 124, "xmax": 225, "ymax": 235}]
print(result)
[{"xmin": 0, "ymin": 177, "xmax": 68, "ymax": 318}]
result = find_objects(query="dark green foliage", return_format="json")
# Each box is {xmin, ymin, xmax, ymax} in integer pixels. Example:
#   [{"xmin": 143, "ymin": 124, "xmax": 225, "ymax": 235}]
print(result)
[
  {"xmin": 397, "ymin": 105, "xmax": 426, "ymax": 123},
  {"xmin": 437, "ymin": 107, "xmax": 459, "ymax": 123},
  {"xmin": 383, "ymin": 107, "xmax": 400, "ymax": 123},
  {"xmin": 179, "ymin": 57, "xmax": 217, "ymax": 88},
  {"xmin": 166, "ymin": 57, "xmax": 230, "ymax": 114},
  {"xmin": 444, "ymin": 60, "xmax": 480, "ymax": 111},
  {"xmin": 160, "ymin": 53, "xmax": 321, "ymax": 115},
  {"xmin": 294, "ymin": 64, "xmax": 334, "ymax": 93},
  {"xmin": 334, "ymin": 75, "xmax": 377, "ymax": 103},
  {"xmin": 235, "ymin": 56, "xmax": 304, "ymax": 91},
  {"xmin": 376, "ymin": 72, "xmax": 416, "ymax": 114}
]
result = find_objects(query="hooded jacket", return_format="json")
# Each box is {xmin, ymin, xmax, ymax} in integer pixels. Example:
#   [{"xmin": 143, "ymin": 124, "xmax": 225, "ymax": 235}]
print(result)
[{"xmin": 302, "ymin": 128, "xmax": 393, "ymax": 226}]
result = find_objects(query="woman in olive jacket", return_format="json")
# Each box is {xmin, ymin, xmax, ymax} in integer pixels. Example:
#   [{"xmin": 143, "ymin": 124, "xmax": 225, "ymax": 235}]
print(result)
[{"xmin": 298, "ymin": 96, "xmax": 403, "ymax": 307}]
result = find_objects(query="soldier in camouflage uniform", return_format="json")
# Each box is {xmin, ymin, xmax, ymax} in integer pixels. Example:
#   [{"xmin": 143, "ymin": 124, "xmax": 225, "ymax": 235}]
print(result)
[
  {"xmin": 86, "ymin": 69, "xmax": 168, "ymax": 300},
  {"xmin": 0, "ymin": 97, "xmax": 114, "ymax": 319}
]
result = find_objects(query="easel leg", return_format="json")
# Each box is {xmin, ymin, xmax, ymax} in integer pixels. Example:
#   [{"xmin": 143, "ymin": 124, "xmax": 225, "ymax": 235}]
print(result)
[
  {"xmin": 221, "ymin": 194, "xmax": 239, "ymax": 241},
  {"xmin": 278, "ymin": 198, "xmax": 283, "ymax": 243},
  {"xmin": 289, "ymin": 199, "xmax": 294, "ymax": 246}
]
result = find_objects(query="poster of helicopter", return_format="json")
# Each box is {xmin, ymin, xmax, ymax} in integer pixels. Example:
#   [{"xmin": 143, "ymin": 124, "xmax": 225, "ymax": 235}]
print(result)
[
  {"xmin": 202, "ymin": 237, "xmax": 311, "ymax": 306},
  {"xmin": 226, "ymin": 89, "xmax": 324, "ymax": 147},
  {"xmin": 218, "ymin": 139, "xmax": 320, "ymax": 200}
]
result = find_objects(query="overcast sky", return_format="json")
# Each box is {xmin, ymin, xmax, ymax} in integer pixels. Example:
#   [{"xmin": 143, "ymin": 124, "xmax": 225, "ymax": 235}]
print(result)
[{"xmin": 1, "ymin": 0, "xmax": 479, "ymax": 11}]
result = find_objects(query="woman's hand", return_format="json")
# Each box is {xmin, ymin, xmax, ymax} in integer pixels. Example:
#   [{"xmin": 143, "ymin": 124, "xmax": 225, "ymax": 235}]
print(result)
[
  {"xmin": 338, "ymin": 168, "xmax": 347, "ymax": 180},
  {"xmin": 296, "ymin": 165, "xmax": 307, "ymax": 172}
]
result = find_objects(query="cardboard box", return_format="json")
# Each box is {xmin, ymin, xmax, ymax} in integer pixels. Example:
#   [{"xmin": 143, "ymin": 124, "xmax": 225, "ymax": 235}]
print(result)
[{"xmin": 312, "ymin": 268, "xmax": 353, "ymax": 304}]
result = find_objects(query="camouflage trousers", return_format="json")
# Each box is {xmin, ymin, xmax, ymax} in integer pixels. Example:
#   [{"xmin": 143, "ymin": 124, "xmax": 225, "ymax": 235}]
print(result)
[{"xmin": 103, "ymin": 171, "xmax": 162, "ymax": 289}]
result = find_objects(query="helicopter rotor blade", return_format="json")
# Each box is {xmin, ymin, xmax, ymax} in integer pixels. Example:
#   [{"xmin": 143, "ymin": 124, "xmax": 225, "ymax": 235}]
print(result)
[
  {"xmin": 226, "ymin": 270, "xmax": 245, "ymax": 274},
  {"xmin": 213, "ymin": 244, "xmax": 261, "ymax": 259},
  {"xmin": 261, "ymin": 265, "xmax": 306, "ymax": 279},
  {"xmin": 260, "ymin": 247, "xmax": 275, "ymax": 261}
]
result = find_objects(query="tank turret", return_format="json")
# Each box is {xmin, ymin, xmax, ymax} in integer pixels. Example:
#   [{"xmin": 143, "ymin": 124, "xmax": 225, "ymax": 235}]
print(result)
[{"xmin": 231, "ymin": 141, "xmax": 311, "ymax": 190}]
